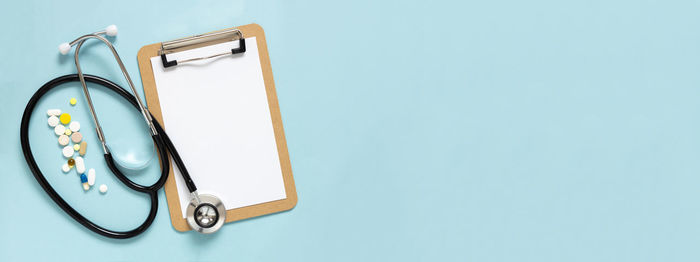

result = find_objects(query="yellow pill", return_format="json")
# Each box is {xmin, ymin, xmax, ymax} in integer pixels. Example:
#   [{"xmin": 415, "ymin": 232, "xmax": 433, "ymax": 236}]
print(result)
[
  {"xmin": 59, "ymin": 113, "xmax": 71, "ymax": 124},
  {"xmin": 74, "ymin": 144, "xmax": 80, "ymax": 151},
  {"xmin": 70, "ymin": 98, "xmax": 77, "ymax": 105},
  {"xmin": 64, "ymin": 129, "xmax": 72, "ymax": 136}
]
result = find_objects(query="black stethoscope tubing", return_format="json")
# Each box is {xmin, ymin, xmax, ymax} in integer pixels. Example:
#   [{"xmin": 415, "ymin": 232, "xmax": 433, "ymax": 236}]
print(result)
[{"xmin": 20, "ymin": 74, "xmax": 195, "ymax": 239}]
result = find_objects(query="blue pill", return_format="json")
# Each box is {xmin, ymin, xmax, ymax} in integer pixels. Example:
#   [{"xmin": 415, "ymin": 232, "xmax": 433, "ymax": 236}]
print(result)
[{"xmin": 80, "ymin": 174, "xmax": 87, "ymax": 183}]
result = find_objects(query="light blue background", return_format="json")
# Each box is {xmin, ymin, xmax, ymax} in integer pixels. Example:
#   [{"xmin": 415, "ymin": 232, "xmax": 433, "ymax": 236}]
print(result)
[{"xmin": 2, "ymin": 0, "xmax": 700, "ymax": 261}]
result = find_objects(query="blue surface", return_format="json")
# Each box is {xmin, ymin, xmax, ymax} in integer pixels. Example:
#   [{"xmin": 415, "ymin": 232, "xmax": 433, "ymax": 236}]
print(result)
[{"xmin": 2, "ymin": 0, "xmax": 700, "ymax": 261}]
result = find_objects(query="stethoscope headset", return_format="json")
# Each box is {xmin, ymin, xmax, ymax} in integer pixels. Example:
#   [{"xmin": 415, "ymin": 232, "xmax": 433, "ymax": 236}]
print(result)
[{"xmin": 20, "ymin": 25, "xmax": 226, "ymax": 238}]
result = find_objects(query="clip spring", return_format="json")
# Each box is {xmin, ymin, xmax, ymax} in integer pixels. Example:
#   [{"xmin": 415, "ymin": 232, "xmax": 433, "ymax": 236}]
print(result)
[{"xmin": 159, "ymin": 28, "xmax": 246, "ymax": 68}]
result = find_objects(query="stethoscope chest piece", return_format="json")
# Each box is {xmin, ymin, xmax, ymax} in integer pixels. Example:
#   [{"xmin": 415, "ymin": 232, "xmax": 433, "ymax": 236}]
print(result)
[{"xmin": 186, "ymin": 194, "xmax": 226, "ymax": 234}]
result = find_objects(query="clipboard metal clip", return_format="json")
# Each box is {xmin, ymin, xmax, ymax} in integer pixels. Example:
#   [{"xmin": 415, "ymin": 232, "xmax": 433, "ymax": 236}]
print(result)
[{"xmin": 159, "ymin": 28, "xmax": 246, "ymax": 68}]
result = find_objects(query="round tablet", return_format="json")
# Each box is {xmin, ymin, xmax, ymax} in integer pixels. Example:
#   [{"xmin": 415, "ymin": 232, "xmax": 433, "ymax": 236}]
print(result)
[
  {"xmin": 70, "ymin": 98, "xmax": 77, "ymax": 106},
  {"xmin": 73, "ymin": 144, "xmax": 80, "ymax": 151},
  {"xmin": 71, "ymin": 132, "xmax": 82, "ymax": 143},
  {"xmin": 69, "ymin": 121, "xmax": 80, "ymax": 132},
  {"xmin": 54, "ymin": 125, "xmax": 66, "ymax": 136},
  {"xmin": 62, "ymin": 163, "xmax": 70, "ymax": 173},
  {"xmin": 58, "ymin": 135, "xmax": 70, "ymax": 146},
  {"xmin": 99, "ymin": 184, "xmax": 108, "ymax": 193},
  {"xmin": 48, "ymin": 116, "xmax": 59, "ymax": 127},
  {"xmin": 59, "ymin": 113, "xmax": 71, "ymax": 125},
  {"xmin": 64, "ymin": 129, "xmax": 72, "ymax": 136},
  {"xmin": 62, "ymin": 145, "xmax": 74, "ymax": 158}
]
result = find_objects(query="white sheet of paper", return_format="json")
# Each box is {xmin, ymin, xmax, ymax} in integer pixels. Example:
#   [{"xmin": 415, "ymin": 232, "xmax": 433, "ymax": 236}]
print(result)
[{"xmin": 150, "ymin": 37, "xmax": 287, "ymax": 218}]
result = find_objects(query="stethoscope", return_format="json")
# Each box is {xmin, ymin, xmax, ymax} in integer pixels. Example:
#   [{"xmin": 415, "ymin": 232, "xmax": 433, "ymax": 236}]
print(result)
[{"xmin": 20, "ymin": 25, "xmax": 226, "ymax": 238}]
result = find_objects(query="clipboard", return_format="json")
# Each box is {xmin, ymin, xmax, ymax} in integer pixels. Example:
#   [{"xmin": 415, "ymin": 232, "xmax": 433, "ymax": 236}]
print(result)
[{"xmin": 136, "ymin": 24, "xmax": 297, "ymax": 232}]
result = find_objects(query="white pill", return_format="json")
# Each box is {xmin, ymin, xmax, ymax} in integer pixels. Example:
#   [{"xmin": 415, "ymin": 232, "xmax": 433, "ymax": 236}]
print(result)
[
  {"xmin": 75, "ymin": 156, "xmax": 85, "ymax": 174},
  {"xmin": 48, "ymin": 116, "xmax": 59, "ymax": 127},
  {"xmin": 62, "ymin": 145, "xmax": 74, "ymax": 158},
  {"xmin": 99, "ymin": 184, "xmax": 108, "ymax": 193},
  {"xmin": 62, "ymin": 163, "xmax": 70, "ymax": 173},
  {"xmin": 47, "ymin": 109, "xmax": 61, "ymax": 116},
  {"xmin": 69, "ymin": 121, "xmax": 80, "ymax": 132},
  {"xmin": 54, "ymin": 125, "xmax": 66, "ymax": 136},
  {"xmin": 58, "ymin": 135, "xmax": 70, "ymax": 146},
  {"xmin": 87, "ymin": 169, "xmax": 96, "ymax": 185}
]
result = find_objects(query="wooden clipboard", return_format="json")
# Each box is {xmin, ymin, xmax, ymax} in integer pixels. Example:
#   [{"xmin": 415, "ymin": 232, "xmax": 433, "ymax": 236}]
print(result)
[{"xmin": 136, "ymin": 24, "xmax": 297, "ymax": 232}]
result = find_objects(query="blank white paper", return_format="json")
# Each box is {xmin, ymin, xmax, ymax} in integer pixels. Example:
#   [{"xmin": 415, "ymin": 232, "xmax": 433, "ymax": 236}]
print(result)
[{"xmin": 150, "ymin": 37, "xmax": 287, "ymax": 218}]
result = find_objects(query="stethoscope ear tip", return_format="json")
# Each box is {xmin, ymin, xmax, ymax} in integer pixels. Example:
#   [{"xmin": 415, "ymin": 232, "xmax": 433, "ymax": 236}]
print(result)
[
  {"xmin": 105, "ymin": 25, "xmax": 118, "ymax": 37},
  {"xmin": 58, "ymin": 43, "xmax": 71, "ymax": 55},
  {"xmin": 58, "ymin": 25, "xmax": 117, "ymax": 55}
]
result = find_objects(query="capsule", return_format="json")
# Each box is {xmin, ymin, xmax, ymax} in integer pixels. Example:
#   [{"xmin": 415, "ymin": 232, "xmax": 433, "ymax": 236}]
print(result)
[
  {"xmin": 75, "ymin": 156, "xmax": 85, "ymax": 174},
  {"xmin": 79, "ymin": 141, "xmax": 87, "ymax": 156},
  {"xmin": 87, "ymin": 168, "xmax": 96, "ymax": 186},
  {"xmin": 80, "ymin": 174, "xmax": 89, "ymax": 190}
]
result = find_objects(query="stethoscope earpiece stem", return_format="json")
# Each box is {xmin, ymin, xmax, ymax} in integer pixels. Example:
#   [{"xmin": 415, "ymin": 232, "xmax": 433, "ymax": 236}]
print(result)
[
  {"xmin": 58, "ymin": 25, "xmax": 118, "ymax": 55},
  {"xmin": 62, "ymin": 25, "xmax": 157, "ymax": 145}
]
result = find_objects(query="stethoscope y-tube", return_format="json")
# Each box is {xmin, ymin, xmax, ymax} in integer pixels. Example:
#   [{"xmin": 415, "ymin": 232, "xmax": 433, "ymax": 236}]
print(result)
[
  {"xmin": 66, "ymin": 27, "xmax": 199, "ymax": 192},
  {"xmin": 20, "ymin": 25, "xmax": 226, "ymax": 238}
]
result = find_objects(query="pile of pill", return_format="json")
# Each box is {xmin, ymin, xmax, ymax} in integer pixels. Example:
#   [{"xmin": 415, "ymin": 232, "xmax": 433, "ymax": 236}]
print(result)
[{"xmin": 48, "ymin": 99, "xmax": 108, "ymax": 194}]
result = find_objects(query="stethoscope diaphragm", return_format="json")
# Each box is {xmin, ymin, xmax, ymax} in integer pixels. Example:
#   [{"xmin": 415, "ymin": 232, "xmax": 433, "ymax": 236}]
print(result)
[{"xmin": 186, "ymin": 194, "xmax": 226, "ymax": 233}]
